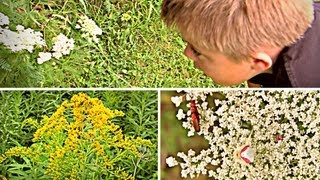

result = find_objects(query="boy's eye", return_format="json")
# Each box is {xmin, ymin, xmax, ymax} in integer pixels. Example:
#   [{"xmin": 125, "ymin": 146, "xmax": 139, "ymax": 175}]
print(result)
[
  {"xmin": 183, "ymin": 39, "xmax": 202, "ymax": 57},
  {"xmin": 191, "ymin": 46, "xmax": 201, "ymax": 56}
]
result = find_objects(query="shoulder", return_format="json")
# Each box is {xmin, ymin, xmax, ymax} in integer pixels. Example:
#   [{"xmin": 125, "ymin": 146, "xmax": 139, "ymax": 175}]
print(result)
[
  {"xmin": 314, "ymin": 1, "xmax": 320, "ymax": 9},
  {"xmin": 277, "ymin": 7, "xmax": 320, "ymax": 87}
]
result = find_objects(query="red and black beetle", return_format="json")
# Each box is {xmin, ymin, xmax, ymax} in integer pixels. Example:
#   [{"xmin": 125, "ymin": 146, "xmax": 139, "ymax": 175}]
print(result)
[{"xmin": 190, "ymin": 100, "xmax": 200, "ymax": 132}]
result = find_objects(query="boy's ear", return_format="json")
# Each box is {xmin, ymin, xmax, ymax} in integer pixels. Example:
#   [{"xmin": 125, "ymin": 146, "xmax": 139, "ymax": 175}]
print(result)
[{"xmin": 250, "ymin": 52, "xmax": 273, "ymax": 72}]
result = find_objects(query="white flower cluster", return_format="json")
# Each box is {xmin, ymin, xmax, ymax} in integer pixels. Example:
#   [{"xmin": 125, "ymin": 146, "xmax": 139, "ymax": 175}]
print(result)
[
  {"xmin": 37, "ymin": 52, "xmax": 52, "ymax": 64},
  {"xmin": 167, "ymin": 90, "xmax": 320, "ymax": 179},
  {"xmin": 0, "ymin": 13, "xmax": 45, "ymax": 53},
  {"xmin": 171, "ymin": 96, "xmax": 183, "ymax": 107},
  {"xmin": 0, "ymin": 12, "xmax": 74, "ymax": 64},
  {"xmin": 52, "ymin": 33, "xmax": 74, "ymax": 59},
  {"xmin": 76, "ymin": 15, "xmax": 102, "ymax": 43},
  {"xmin": 0, "ymin": 12, "xmax": 9, "ymax": 26},
  {"xmin": 37, "ymin": 33, "xmax": 74, "ymax": 64}
]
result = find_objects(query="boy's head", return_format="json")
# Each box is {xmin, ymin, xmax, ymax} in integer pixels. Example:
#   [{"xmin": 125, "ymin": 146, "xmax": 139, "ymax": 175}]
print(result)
[{"xmin": 161, "ymin": 0, "xmax": 314, "ymax": 85}]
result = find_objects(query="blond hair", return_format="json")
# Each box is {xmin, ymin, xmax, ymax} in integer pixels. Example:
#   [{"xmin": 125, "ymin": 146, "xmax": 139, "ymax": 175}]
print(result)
[{"xmin": 161, "ymin": 0, "xmax": 314, "ymax": 60}]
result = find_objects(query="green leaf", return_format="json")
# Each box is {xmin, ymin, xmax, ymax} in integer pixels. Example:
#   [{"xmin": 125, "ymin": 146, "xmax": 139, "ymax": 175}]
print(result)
[{"xmin": 79, "ymin": 0, "xmax": 87, "ymax": 13}]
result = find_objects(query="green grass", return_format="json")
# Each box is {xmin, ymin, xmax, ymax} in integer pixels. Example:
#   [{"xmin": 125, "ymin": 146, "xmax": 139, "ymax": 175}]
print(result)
[
  {"xmin": 0, "ymin": 0, "xmax": 217, "ymax": 87},
  {"xmin": 0, "ymin": 90, "xmax": 158, "ymax": 179}
]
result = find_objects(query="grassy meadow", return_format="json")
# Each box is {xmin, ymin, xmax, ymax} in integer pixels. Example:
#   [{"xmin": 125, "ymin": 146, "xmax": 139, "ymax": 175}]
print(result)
[{"xmin": 0, "ymin": 0, "xmax": 216, "ymax": 88}]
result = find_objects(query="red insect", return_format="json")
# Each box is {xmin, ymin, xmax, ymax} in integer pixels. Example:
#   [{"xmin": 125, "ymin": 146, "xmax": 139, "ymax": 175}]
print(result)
[
  {"xmin": 190, "ymin": 100, "xmax": 200, "ymax": 132},
  {"xmin": 274, "ymin": 134, "xmax": 283, "ymax": 142}
]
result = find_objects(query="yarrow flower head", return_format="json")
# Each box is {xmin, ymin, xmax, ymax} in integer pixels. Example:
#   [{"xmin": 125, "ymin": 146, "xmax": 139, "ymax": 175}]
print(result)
[
  {"xmin": 166, "ymin": 156, "xmax": 178, "ymax": 167},
  {"xmin": 0, "ymin": 24, "xmax": 45, "ymax": 52},
  {"xmin": 171, "ymin": 96, "xmax": 183, "ymax": 107},
  {"xmin": 36, "ymin": 33, "xmax": 74, "ymax": 64},
  {"xmin": 51, "ymin": 33, "xmax": 74, "ymax": 59},
  {"xmin": 37, "ymin": 52, "xmax": 52, "ymax": 64},
  {"xmin": 76, "ymin": 15, "xmax": 102, "ymax": 43},
  {"xmin": 176, "ymin": 109, "xmax": 186, "ymax": 120},
  {"xmin": 167, "ymin": 90, "xmax": 320, "ymax": 179},
  {"xmin": 0, "ymin": 12, "xmax": 9, "ymax": 26},
  {"xmin": 16, "ymin": 25, "xmax": 24, "ymax": 31}
]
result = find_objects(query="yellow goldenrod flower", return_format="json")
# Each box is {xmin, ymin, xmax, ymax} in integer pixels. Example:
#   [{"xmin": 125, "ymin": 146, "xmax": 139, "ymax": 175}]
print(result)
[{"xmin": 2, "ymin": 93, "xmax": 153, "ymax": 179}]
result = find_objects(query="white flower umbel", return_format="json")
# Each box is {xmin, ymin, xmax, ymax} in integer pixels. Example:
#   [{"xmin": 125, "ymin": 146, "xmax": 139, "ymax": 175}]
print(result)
[
  {"xmin": 16, "ymin": 25, "xmax": 24, "ymax": 31},
  {"xmin": 37, "ymin": 52, "xmax": 52, "ymax": 64},
  {"xmin": 51, "ymin": 33, "xmax": 74, "ymax": 59},
  {"xmin": 166, "ymin": 156, "xmax": 178, "ymax": 167},
  {"xmin": 167, "ymin": 90, "xmax": 320, "ymax": 179},
  {"xmin": 0, "ymin": 25, "xmax": 45, "ymax": 52},
  {"xmin": 176, "ymin": 109, "xmax": 186, "ymax": 120},
  {"xmin": 36, "ymin": 33, "xmax": 74, "ymax": 64},
  {"xmin": 171, "ymin": 96, "xmax": 183, "ymax": 107},
  {"xmin": 0, "ymin": 12, "xmax": 9, "ymax": 26},
  {"xmin": 76, "ymin": 15, "xmax": 102, "ymax": 43}
]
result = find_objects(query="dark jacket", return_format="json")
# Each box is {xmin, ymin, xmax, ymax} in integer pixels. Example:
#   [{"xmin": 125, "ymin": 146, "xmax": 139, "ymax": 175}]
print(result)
[{"xmin": 249, "ymin": 2, "xmax": 320, "ymax": 87}]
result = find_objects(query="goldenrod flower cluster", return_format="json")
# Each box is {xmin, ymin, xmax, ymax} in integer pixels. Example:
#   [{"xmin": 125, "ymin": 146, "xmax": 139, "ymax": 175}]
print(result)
[{"xmin": 1, "ymin": 93, "xmax": 154, "ymax": 179}]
